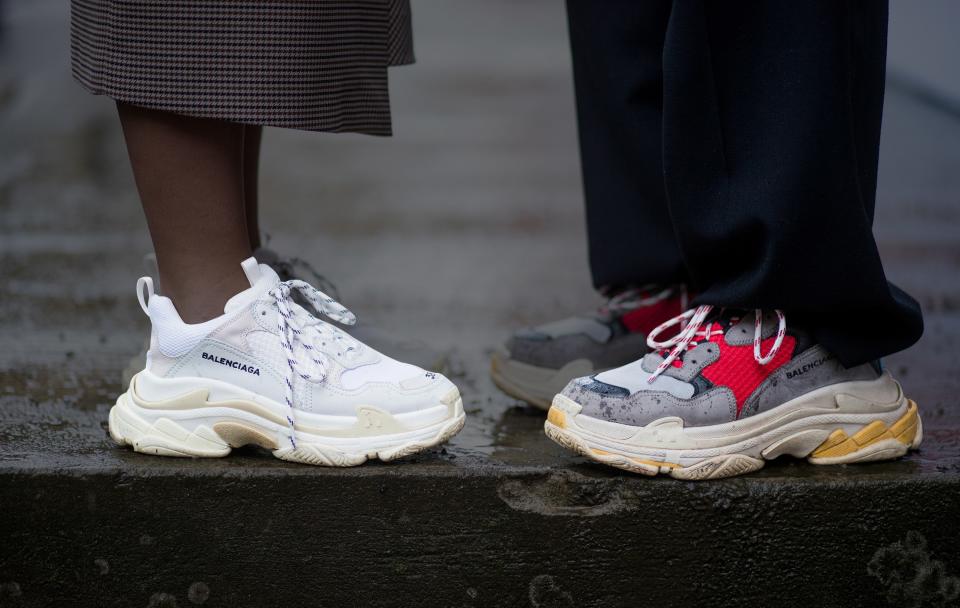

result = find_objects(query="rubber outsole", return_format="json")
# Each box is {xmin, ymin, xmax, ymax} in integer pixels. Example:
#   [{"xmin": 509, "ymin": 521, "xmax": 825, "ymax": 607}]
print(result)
[
  {"xmin": 490, "ymin": 351, "xmax": 594, "ymax": 410},
  {"xmin": 109, "ymin": 390, "xmax": 466, "ymax": 467},
  {"xmin": 544, "ymin": 395, "xmax": 922, "ymax": 480}
]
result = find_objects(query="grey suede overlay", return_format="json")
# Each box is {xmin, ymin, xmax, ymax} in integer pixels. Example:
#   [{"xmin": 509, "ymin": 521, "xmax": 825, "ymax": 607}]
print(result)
[
  {"xmin": 567, "ymin": 328, "xmax": 882, "ymax": 427},
  {"xmin": 506, "ymin": 330, "xmax": 649, "ymax": 370},
  {"xmin": 561, "ymin": 301, "xmax": 888, "ymax": 427},
  {"xmin": 637, "ymin": 313, "xmax": 780, "ymax": 382},
  {"xmin": 725, "ymin": 312, "xmax": 779, "ymax": 346},
  {"xmin": 740, "ymin": 345, "xmax": 880, "ymax": 417},
  {"xmin": 564, "ymin": 379, "xmax": 737, "ymax": 427},
  {"xmin": 640, "ymin": 342, "xmax": 720, "ymax": 382}
]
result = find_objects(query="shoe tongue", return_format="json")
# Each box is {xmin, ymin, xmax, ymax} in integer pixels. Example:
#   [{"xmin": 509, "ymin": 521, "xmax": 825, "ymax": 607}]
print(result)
[
  {"xmin": 651, "ymin": 308, "xmax": 730, "ymax": 363},
  {"xmin": 224, "ymin": 260, "xmax": 280, "ymax": 314},
  {"xmin": 708, "ymin": 315, "xmax": 731, "ymax": 335},
  {"xmin": 713, "ymin": 308, "xmax": 753, "ymax": 332}
]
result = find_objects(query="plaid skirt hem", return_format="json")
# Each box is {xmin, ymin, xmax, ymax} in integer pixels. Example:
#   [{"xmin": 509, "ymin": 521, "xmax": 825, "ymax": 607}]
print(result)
[{"xmin": 70, "ymin": 0, "xmax": 414, "ymax": 135}]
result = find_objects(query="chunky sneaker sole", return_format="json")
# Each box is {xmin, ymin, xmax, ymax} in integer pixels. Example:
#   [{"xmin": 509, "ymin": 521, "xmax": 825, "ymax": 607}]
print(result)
[
  {"xmin": 490, "ymin": 351, "xmax": 595, "ymax": 410},
  {"xmin": 110, "ymin": 372, "xmax": 466, "ymax": 466},
  {"xmin": 544, "ymin": 373, "xmax": 921, "ymax": 480}
]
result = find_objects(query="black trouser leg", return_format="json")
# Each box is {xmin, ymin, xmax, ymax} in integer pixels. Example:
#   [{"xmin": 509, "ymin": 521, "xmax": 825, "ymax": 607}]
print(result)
[
  {"xmin": 566, "ymin": 0, "xmax": 923, "ymax": 365},
  {"xmin": 661, "ymin": 0, "xmax": 922, "ymax": 366},
  {"xmin": 566, "ymin": 0, "xmax": 686, "ymax": 290}
]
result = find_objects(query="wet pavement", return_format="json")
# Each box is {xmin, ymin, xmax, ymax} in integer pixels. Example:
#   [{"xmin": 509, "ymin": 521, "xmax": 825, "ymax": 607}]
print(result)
[
  {"xmin": 1, "ymin": 1, "xmax": 960, "ymax": 606},
  {"xmin": 1, "ymin": 0, "xmax": 958, "ymax": 478}
]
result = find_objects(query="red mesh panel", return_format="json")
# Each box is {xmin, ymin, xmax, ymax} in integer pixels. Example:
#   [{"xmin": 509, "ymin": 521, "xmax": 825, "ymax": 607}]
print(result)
[{"xmin": 701, "ymin": 335, "xmax": 796, "ymax": 417}]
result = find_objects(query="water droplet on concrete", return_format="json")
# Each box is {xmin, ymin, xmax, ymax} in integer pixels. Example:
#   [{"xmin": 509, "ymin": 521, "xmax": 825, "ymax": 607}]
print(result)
[
  {"xmin": 146, "ymin": 592, "xmax": 178, "ymax": 608},
  {"xmin": 187, "ymin": 582, "xmax": 210, "ymax": 605},
  {"xmin": 528, "ymin": 574, "xmax": 573, "ymax": 608},
  {"xmin": 94, "ymin": 558, "xmax": 109, "ymax": 575},
  {"xmin": 0, "ymin": 581, "xmax": 23, "ymax": 599}
]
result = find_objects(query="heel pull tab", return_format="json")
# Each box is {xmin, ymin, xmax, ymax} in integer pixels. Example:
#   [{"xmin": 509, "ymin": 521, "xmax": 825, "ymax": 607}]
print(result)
[
  {"xmin": 136, "ymin": 277, "xmax": 154, "ymax": 316},
  {"xmin": 240, "ymin": 256, "xmax": 261, "ymax": 287}
]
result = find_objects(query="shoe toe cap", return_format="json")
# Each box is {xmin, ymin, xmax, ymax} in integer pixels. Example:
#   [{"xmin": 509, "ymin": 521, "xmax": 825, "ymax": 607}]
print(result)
[
  {"xmin": 561, "ymin": 375, "xmax": 629, "ymax": 401},
  {"xmin": 399, "ymin": 368, "xmax": 460, "ymax": 408},
  {"xmin": 558, "ymin": 375, "xmax": 643, "ymax": 424}
]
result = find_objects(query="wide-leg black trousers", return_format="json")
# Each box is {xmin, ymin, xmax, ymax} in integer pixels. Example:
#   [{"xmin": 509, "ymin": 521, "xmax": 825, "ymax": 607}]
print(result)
[{"xmin": 567, "ymin": 0, "xmax": 923, "ymax": 366}]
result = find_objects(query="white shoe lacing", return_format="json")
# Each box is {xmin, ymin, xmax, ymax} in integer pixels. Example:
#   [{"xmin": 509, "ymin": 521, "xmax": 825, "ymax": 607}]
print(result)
[
  {"xmin": 269, "ymin": 279, "xmax": 358, "ymax": 449},
  {"xmin": 644, "ymin": 305, "xmax": 787, "ymax": 384}
]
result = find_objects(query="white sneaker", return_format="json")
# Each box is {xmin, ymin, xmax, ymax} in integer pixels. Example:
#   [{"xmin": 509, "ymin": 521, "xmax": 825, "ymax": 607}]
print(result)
[
  {"xmin": 109, "ymin": 257, "xmax": 465, "ymax": 466},
  {"xmin": 121, "ymin": 248, "xmax": 450, "ymax": 385}
]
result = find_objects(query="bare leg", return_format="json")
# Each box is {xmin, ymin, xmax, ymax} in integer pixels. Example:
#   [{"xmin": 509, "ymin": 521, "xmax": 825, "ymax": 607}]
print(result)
[
  {"xmin": 243, "ymin": 125, "xmax": 263, "ymax": 251},
  {"xmin": 118, "ymin": 103, "xmax": 252, "ymax": 323}
]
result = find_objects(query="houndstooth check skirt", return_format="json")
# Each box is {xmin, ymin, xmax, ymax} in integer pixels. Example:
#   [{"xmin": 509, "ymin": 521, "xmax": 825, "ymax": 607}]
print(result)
[{"xmin": 70, "ymin": 0, "xmax": 414, "ymax": 135}]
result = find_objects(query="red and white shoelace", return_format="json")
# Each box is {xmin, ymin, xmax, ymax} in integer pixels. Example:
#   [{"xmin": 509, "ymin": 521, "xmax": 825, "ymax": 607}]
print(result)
[
  {"xmin": 269, "ymin": 279, "xmax": 357, "ymax": 449},
  {"xmin": 600, "ymin": 284, "xmax": 688, "ymax": 317},
  {"xmin": 644, "ymin": 305, "xmax": 787, "ymax": 384}
]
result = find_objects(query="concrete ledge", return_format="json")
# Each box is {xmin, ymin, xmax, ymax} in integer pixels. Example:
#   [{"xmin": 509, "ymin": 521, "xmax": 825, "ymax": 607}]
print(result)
[{"xmin": 2, "ymin": 402, "xmax": 960, "ymax": 608}]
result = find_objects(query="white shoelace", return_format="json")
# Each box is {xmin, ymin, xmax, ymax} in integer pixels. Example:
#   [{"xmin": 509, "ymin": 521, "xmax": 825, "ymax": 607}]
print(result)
[
  {"xmin": 644, "ymin": 305, "xmax": 787, "ymax": 384},
  {"xmin": 285, "ymin": 256, "xmax": 341, "ymax": 301},
  {"xmin": 269, "ymin": 279, "xmax": 357, "ymax": 449}
]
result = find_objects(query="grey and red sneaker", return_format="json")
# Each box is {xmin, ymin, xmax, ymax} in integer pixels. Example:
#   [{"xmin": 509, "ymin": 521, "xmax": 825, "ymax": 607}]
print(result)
[
  {"xmin": 545, "ymin": 305, "xmax": 922, "ymax": 480},
  {"xmin": 490, "ymin": 285, "xmax": 687, "ymax": 409}
]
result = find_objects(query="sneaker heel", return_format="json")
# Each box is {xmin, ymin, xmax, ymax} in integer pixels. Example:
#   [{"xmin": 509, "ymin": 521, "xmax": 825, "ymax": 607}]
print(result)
[
  {"xmin": 807, "ymin": 400, "xmax": 921, "ymax": 465},
  {"xmin": 109, "ymin": 393, "xmax": 232, "ymax": 459}
]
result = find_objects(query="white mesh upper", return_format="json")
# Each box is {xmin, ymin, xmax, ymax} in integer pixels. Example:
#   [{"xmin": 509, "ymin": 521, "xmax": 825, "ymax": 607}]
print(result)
[
  {"xmin": 244, "ymin": 329, "xmax": 285, "ymax": 371},
  {"xmin": 246, "ymin": 328, "xmax": 333, "ymax": 382},
  {"xmin": 339, "ymin": 355, "xmax": 421, "ymax": 390},
  {"xmin": 594, "ymin": 358, "xmax": 695, "ymax": 398},
  {"xmin": 136, "ymin": 260, "xmax": 454, "ymax": 422},
  {"xmin": 149, "ymin": 296, "xmax": 230, "ymax": 358}
]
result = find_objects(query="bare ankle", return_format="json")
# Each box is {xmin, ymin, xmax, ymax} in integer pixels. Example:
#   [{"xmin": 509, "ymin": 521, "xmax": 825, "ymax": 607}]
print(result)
[{"xmin": 161, "ymin": 267, "xmax": 250, "ymax": 324}]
